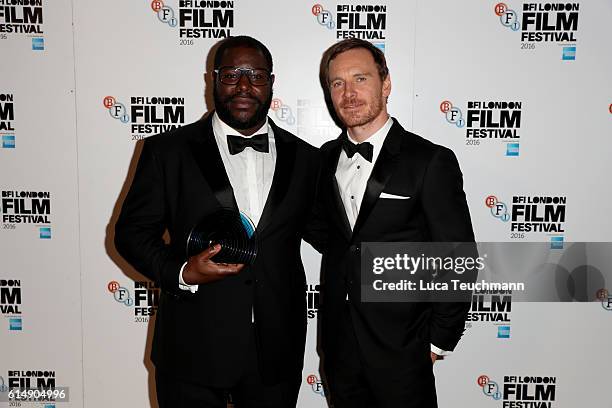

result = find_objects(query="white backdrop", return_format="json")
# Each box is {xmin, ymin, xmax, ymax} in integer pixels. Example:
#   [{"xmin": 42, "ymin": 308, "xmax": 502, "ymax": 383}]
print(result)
[{"xmin": 1, "ymin": 1, "xmax": 611, "ymax": 407}]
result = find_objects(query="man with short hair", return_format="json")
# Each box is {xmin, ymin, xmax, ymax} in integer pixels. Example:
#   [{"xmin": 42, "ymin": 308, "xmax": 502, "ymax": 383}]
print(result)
[
  {"xmin": 317, "ymin": 38, "xmax": 475, "ymax": 407},
  {"xmin": 115, "ymin": 36, "xmax": 321, "ymax": 407}
]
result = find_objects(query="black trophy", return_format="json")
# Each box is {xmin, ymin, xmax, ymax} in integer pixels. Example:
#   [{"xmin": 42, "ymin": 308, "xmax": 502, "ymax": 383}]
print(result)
[{"xmin": 186, "ymin": 208, "xmax": 258, "ymax": 265}]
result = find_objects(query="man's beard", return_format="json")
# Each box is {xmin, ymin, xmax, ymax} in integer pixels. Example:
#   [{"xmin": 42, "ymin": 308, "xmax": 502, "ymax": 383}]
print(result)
[
  {"xmin": 214, "ymin": 86, "xmax": 273, "ymax": 130},
  {"xmin": 337, "ymin": 94, "xmax": 383, "ymax": 128}
]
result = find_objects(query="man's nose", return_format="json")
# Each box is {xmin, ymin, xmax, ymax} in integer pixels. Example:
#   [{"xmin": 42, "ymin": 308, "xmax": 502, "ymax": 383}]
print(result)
[
  {"xmin": 236, "ymin": 72, "xmax": 251, "ymax": 90},
  {"xmin": 343, "ymin": 81, "xmax": 356, "ymax": 99}
]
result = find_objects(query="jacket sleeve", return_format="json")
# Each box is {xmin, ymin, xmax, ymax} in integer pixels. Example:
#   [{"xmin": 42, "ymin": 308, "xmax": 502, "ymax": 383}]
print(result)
[
  {"xmin": 302, "ymin": 148, "xmax": 329, "ymax": 254},
  {"xmin": 421, "ymin": 146, "xmax": 476, "ymax": 351},
  {"xmin": 114, "ymin": 140, "xmax": 188, "ymax": 297}
]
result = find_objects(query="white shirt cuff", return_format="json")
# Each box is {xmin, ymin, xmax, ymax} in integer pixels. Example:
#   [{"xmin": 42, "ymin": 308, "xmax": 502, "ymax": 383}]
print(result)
[
  {"xmin": 430, "ymin": 344, "xmax": 452, "ymax": 357},
  {"xmin": 178, "ymin": 262, "xmax": 198, "ymax": 293}
]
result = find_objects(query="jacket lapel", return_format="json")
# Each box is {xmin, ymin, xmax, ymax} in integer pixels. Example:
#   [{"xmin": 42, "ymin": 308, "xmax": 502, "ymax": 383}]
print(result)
[
  {"xmin": 188, "ymin": 114, "xmax": 238, "ymax": 211},
  {"xmin": 327, "ymin": 137, "xmax": 352, "ymax": 241},
  {"xmin": 256, "ymin": 119, "xmax": 296, "ymax": 235},
  {"xmin": 351, "ymin": 119, "xmax": 403, "ymax": 238}
]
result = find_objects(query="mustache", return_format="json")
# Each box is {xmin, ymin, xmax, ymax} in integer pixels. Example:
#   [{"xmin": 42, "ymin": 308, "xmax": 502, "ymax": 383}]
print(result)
[
  {"xmin": 340, "ymin": 103, "xmax": 364, "ymax": 109},
  {"xmin": 340, "ymin": 98, "xmax": 364, "ymax": 108},
  {"xmin": 223, "ymin": 93, "xmax": 260, "ymax": 103}
]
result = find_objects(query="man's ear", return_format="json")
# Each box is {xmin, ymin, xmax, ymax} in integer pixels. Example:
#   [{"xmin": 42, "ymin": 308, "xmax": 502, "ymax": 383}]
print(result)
[
  {"xmin": 270, "ymin": 73, "xmax": 275, "ymax": 87},
  {"xmin": 382, "ymin": 74, "xmax": 391, "ymax": 99}
]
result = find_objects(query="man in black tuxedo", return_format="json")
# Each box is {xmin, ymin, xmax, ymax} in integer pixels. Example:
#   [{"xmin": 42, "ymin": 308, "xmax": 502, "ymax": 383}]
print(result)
[
  {"xmin": 317, "ymin": 38, "xmax": 475, "ymax": 407},
  {"xmin": 115, "ymin": 36, "xmax": 321, "ymax": 407}
]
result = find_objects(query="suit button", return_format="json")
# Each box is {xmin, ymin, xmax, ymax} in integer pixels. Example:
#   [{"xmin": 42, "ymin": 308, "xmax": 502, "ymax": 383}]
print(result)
[
  {"xmin": 245, "ymin": 280, "xmax": 253, "ymax": 286},
  {"xmin": 349, "ymin": 245, "xmax": 360, "ymax": 253}
]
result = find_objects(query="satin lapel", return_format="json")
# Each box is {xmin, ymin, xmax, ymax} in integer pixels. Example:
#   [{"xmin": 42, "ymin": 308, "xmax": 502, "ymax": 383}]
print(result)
[
  {"xmin": 328, "ymin": 139, "xmax": 352, "ymax": 241},
  {"xmin": 256, "ymin": 119, "xmax": 296, "ymax": 235},
  {"xmin": 352, "ymin": 120, "xmax": 403, "ymax": 238},
  {"xmin": 188, "ymin": 114, "xmax": 238, "ymax": 211}
]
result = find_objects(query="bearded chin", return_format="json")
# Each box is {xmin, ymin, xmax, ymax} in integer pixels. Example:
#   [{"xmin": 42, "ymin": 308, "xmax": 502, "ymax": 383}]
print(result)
[
  {"xmin": 338, "ymin": 96, "xmax": 383, "ymax": 128},
  {"xmin": 214, "ymin": 86, "xmax": 273, "ymax": 130}
]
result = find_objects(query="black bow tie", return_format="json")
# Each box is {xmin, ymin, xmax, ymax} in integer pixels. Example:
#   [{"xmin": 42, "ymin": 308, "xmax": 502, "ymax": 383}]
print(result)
[
  {"xmin": 342, "ymin": 137, "xmax": 373, "ymax": 162},
  {"xmin": 227, "ymin": 133, "xmax": 269, "ymax": 155}
]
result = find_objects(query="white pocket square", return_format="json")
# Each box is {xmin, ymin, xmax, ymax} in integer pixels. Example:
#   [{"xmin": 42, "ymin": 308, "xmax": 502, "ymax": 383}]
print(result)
[{"xmin": 380, "ymin": 192, "xmax": 411, "ymax": 200}]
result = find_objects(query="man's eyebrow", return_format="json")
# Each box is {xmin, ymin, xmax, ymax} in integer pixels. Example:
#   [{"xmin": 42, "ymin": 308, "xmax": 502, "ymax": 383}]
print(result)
[{"xmin": 329, "ymin": 72, "xmax": 373, "ymax": 82}]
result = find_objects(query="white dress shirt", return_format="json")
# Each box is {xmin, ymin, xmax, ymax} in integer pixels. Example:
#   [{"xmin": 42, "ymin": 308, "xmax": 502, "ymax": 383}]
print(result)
[
  {"xmin": 334, "ymin": 116, "xmax": 450, "ymax": 357},
  {"xmin": 335, "ymin": 117, "xmax": 393, "ymax": 230},
  {"xmin": 179, "ymin": 112, "xmax": 276, "ymax": 293},
  {"xmin": 212, "ymin": 112, "xmax": 276, "ymax": 226}
]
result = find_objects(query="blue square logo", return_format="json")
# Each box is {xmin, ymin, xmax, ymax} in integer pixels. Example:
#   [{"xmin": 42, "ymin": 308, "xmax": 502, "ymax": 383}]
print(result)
[
  {"xmin": 551, "ymin": 236, "xmax": 564, "ymax": 249},
  {"xmin": 39, "ymin": 227, "xmax": 51, "ymax": 239},
  {"xmin": 562, "ymin": 46, "xmax": 576, "ymax": 60},
  {"xmin": 497, "ymin": 325, "xmax": 510, "ymax": 338},
  {"xmin": 506, "ymin": 143, "xmax": 520, "ymax": 157},
  {"xmin": 44, "ymin": 405, "xmax": 56, "ymax": 408},
  {"xmin": 32, "ymin": 37, "xmax": 44, "ymax": 51},
  {"xmin": 9, "ymin": 317, "xmax": 22, "ymax": 331},
  {"xmin": 2, "ymin": 135, "xmax": 15, "ymax": 148}
]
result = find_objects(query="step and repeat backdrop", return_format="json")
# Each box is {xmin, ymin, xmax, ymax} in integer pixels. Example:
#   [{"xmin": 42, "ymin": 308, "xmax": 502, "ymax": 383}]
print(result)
[{"xmin": 1, "ymin": 0, "xmax": 611, "ymax": 407}]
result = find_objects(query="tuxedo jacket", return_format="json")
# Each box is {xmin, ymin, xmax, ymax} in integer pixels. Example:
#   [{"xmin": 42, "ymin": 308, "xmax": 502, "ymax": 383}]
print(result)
[
  {"xmin": 317, "ymin": 118, "xmax": 475, "ymax": 372},
  {"xmin": 114, "ymin": 113, "xmax": 320, "ymax": 387}
]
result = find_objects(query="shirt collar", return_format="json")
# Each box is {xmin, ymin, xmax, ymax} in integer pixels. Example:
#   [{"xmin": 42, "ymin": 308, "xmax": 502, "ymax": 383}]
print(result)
[{"xmin": 345, "ymin": 116, "xmax": 393, "ymax": 163}]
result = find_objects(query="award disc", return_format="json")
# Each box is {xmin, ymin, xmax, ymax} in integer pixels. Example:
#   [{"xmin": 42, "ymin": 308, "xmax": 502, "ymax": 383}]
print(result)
[{"xmin": 186, "ymin": 208, "xmax": 258, "ymax": 265}]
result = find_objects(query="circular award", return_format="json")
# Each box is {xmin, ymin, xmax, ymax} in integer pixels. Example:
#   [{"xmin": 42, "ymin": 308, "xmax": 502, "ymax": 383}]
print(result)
[{"xmin": 186, "ymin": 208, "xmax": 258, "ymax": 265}]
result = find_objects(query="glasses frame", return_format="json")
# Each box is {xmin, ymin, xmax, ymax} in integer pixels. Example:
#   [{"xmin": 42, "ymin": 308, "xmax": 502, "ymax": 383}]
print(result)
[{"xmin": 214, "ymin": 66, "xmax": 272, "ymax": 86}]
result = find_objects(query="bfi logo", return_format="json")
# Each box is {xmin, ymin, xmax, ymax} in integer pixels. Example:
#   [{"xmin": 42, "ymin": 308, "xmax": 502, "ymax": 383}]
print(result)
[
  {"xmin": 495, "ymin": 3, "xmax": 520, "ymax": 31},
  {"xmin": 440, "ymin": 100, "xmax": 465, "ymax": 128},
  {"xmin": 478, "ymin": 375, "xmax": 502, "ymax": 400},
  {"xmin": 312, "ymin": 4, "xmax": 335, "ymax": 29},
  {"xmin": 103, "ymin": 96, "xmax": 130, "ymax": 124},
  {"xmin": 486, "ymin": 195, "xmax": 510, "ymax": 222},
  {"xmin": 151, "ymin": 0, "xmax": 178, "ymax": 27},
  {"xmin": 306, "ymin": 374, "xmax": 325, "ymax": 396},
  {"xmin": 270, "ymin": 98, "xmax": 295, "ymax": 126},
  {"xmin": 597, "ymin": 289, "xmax": 612, "ymax": 311},
  {"xmin": 108, "ymin": 280, "xmax": 134, "ymax": 306}
]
